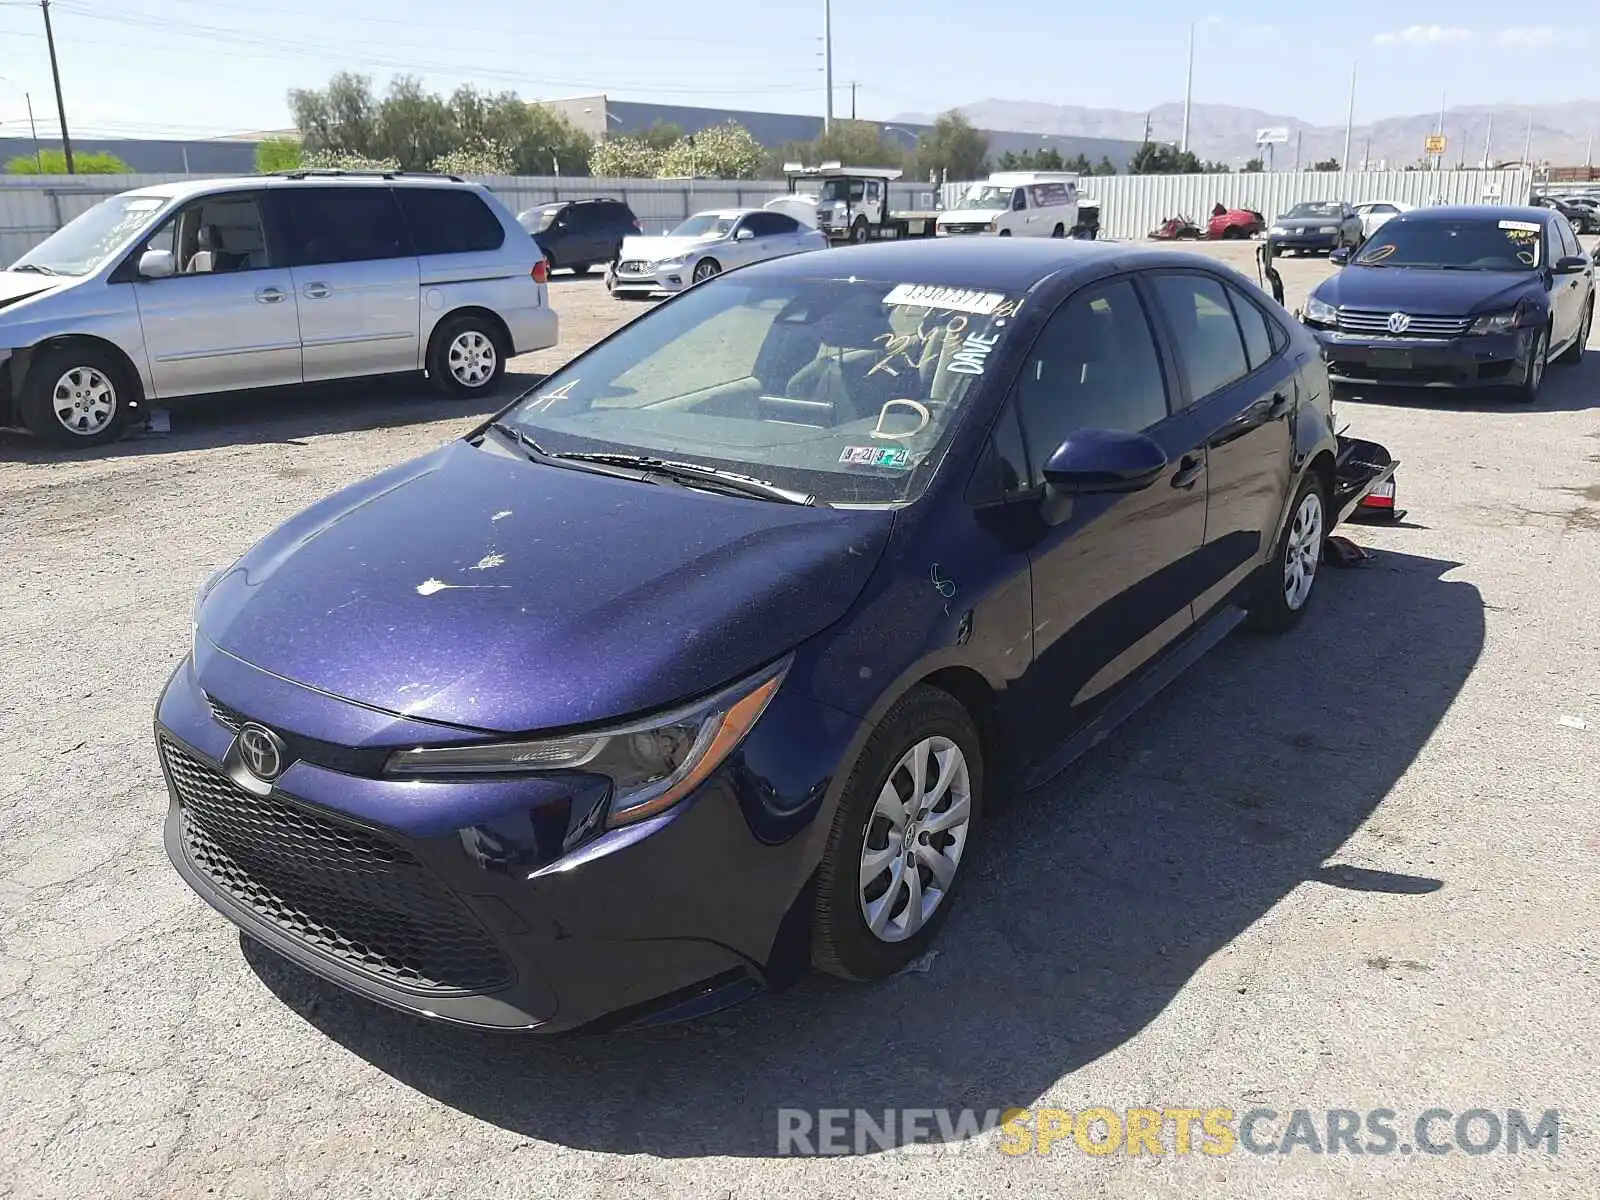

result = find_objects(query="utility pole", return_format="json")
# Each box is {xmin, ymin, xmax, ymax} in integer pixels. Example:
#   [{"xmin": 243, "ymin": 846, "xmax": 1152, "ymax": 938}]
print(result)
[
  {"xmin": 1481, "ymin": 115, "xmax": 1493, "ymax": 168},
  {"xmin": 40, "ymin": 0, "xmax": 74, "ymax": 173},
  {"xmin": 1363, "ymin": 135, "xmax": 1371, "ymax": 171},
  {"xmin": 822, "ymin": 0, "xmax": 833, "ymax": 132},
  {"xmin": 1435, "ymin": 89, "xmax": 1446, "ymax": 171},
  {"xmin": 1180, "ymin": 22, "xmax": 1195, "ymax": 154},
  {"xmin": 1522, "ymin": 110, "xmax": 1534, "ymax": 166},
  {"xmin": 1294, "ymin": 127, "xmax": 1302, "ymax": 170},
  {"xmin": 1342, "ymin": 62, "xmax": 1356, "ymax": 172},
  {"xmin": 850, "ymin": 82, "xmax": 857, "ymax": 122},
  {"xmin": 1142, "ymin": 111, "xmax": 1152, "ymax": 143}
]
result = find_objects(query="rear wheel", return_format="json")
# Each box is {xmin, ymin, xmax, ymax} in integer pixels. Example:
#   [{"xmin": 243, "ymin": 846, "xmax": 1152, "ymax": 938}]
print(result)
[
  {"xmin": 427, "ymin": 313, "xmax": 506, "ymax": 398},
  {"xmin": 19, "ymin": 343, "xmax": 136, "ymax": 449},
  {"xmin": 811, "ymin": 686, "xmax": 983, "ymax": 981},
  {"xmin": 1558, "ymin": 299, "xmax": 1592, "ymax": 365},
  {"xmin": 1221, "ymin": 225, "xmax": 1242, "ymax": 240},
  {"xmin": 1248, "ymin": 471, "xmax": 1327, "ymax": 635},
  {"xmin": 570, "ymin": 262, "xmax": 592, "ymax": 275}
]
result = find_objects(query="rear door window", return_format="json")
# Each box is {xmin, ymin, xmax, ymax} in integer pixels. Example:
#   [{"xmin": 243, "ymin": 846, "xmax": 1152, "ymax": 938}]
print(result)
[
  {"xmin": 277, "ymin": 186, "xmax": 412, "ymax": 266},
  {"xmin": 1225, "ymin": 283, "xmax": 1277, "ymax": 371},
  {"xmin": 397, "ymin": 187, "xmax": 506, "ymax": 255}
]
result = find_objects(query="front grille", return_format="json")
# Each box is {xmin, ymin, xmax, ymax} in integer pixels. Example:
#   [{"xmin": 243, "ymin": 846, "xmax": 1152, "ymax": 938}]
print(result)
[
  {"xmin": 207, "ymin": 695, "xmax": 245, "ymax": 731},
  {"xmin": 163, "ymin": 739, "xmax": 512, "ymax": 994},
  {"xmin": 941, "ymin": 222, "xmax": 989, "ymax": 235},
  {"xmin": 616, "ymin": 260, "xmax": 648, "ymax": 275},
  {"xmin": 1336, "ymin": 309, "xmax": 1472, "ymax": 338}
]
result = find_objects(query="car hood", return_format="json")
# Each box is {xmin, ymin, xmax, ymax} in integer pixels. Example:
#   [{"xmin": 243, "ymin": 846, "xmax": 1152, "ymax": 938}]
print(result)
[
  {"xmin": 1276, "ymin": 215, "xmax": 1341, "ymax": 229},
  {"xmin": 197, "ymin": 439, "xmax": 893, "ymax": 734},
  {"xmin": 1315, "ymin": 265, "xmax": 1538, "ymax": 314},
  {"xmin": 0, "ymin": 270, "xmax": 64, "ymax": 310},
  {"xmin": 618, "ymin": 233, "xmax": 723, "ymax": 262},
  {"xmin": 940, "ymin": 209, "xmax": 1003, "ymax": 223}
]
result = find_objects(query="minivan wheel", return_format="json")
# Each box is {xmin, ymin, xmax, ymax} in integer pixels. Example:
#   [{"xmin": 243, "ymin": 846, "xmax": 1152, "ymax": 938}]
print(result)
[
  {"xmin": 19, "ymin": 344, "xmax": 134, "ymax": 448},
  {"xmin": 812, "ymin": 685, "xmax": 983, "ymax": 981},
  {"xmin": 570, "ymin": 263, "xmax": 592, "ymax": 275},
  {"xmin": 1247, "ymin": 471, "xmax": 1327, "ymax": 635},
  {"xmin": 428, "ymin": 314, "xmax": 505, "ymax": 398}
]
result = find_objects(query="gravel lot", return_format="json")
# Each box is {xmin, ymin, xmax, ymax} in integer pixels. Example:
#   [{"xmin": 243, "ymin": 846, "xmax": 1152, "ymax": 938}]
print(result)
[{"xmin": 2, "ymin": 243, "xmax": 1598, "ymax": 1199}]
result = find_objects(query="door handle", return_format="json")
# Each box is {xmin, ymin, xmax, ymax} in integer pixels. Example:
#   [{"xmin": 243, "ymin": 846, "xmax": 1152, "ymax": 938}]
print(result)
[
  {"xmin": 303, "ymin": 283, "xmax": 331, "ymax": 299},
  {"xmin": 1266, "ymin": 390, "xmax": 1291, "ymax": 416},
  {"xmin": 255, "ymin": 287, "xmax": 284, "ymax": 303},
  {"xmin": 1171, "ymin": 455, "xmax": 1205, "ymax": 490}
]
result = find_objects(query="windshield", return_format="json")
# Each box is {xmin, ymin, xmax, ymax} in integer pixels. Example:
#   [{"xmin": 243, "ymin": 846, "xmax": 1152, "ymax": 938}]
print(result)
[
  {"xmin": 956, "ymin": 186, "xmax": 1009, "ymax": 211},
  {"xmin": 519, "ymin": 207, "xmax": 560, "ymax": 233},
  {"xmin": 670, "ymin": 214, "xmax": 736, "ymax": 238},
  {"xmin": 1354, "ymin": 218, "xmax": 1544, "ymax": 270},
  {"xmin": 500, "ymin": 276, "xmax": 1027, "ymax": 504},
  {"xmin": 1285, "ymin": 202, "xmax": 1341, "ymax": 219},
  {"xmin": 10, "ymin": 194, "xmax": 169, "ymax": 276}
]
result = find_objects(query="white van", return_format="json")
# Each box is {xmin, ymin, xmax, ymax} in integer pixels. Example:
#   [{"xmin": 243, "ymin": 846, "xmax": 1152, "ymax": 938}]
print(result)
[
  {"xmin": 936, "ymin": 172, "xmax": 1081, "ymax": 238},
  {"xmin": 0, "ymin": 172, "xmax": 557, "ymax": 447}
]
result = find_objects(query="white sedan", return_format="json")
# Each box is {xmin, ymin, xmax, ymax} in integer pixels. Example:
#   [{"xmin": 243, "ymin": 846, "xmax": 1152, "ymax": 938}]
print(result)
[
  {"xmin": 607, "ymin": 209, "xmax": 827, "ymax": 298},
  {"xmin": 1353, "ymin": 200, "xmax": 1415, "ymax": 239}
]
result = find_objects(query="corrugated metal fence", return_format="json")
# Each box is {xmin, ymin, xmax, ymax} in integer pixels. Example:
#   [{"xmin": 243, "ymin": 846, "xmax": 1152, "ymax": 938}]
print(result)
[
  {"xmin": 0, "ymin": 168, "xmax": 1536, "ymax": 262},
  {"xmin": 0, "ymin": 173, "xmax": 937, "ymax": 262}
]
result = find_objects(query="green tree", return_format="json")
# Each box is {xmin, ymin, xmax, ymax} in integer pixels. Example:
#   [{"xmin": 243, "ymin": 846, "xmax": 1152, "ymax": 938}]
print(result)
[
  {"xmin": 1242, "ymin": 157, "xmax": 1264, "ymax": 172},
  {"xmin": 589, "ymin": 135, "xmax": 665, "ymax": 178},
  {"xmin": 288, "ymin": 71, "xmax": 379, "ymax": 156},
  {"xmin": 254, "ymin": 136, "xmax": 302, "ymax": 173},
  {"xmin": 430, "ymin": 138, "xmax": 515, "ymax": 176},
  {"xmin": 449, "ymin": 87, "xmax": 591, "ymax": 175},
  {"xmin": 1092, "ymin": 155, "xmax": 1118, "ymax": 176},
  {"xmin": 639, "ymin": 121, "xmax": 685, "ymax": 150},
  {"xmin": 997, "ymin": 147, "xmax": 1066, "ymax": 171},
  {"xmin": 807, "ymin": 119, "xmax": 904, "ymax": 170},
  {"xmin": 917, "ymin": 110, "xmax": 989, "ymax": 180},
  {"xmin": 5, "ymin": 149, "xmax": 131, "ymax": 174},
  {"xmin": 659, "ymin": 122, "xmax": 765, "ymax": 179},
  {"xmin": 1128, "ymin": 142, "xmax": 1213, "ymax": 174},
  {"xmin": 299, "ymin": 148, "xmax": 399, "ymax": 171},
  {"xmin": 1311, "ymin": 157, "xmax": 1340, "ymax": 171},
  {"xmin": 374, "ymin": 75, "xmax": 456, "ymax": 170}
]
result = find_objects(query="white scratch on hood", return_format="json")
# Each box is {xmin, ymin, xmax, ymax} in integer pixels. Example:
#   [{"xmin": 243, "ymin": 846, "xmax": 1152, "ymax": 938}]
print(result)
[
  {"xmin": 470, "ymin": 552, "xmax": 506, "ymax": 571},
  {"xmin": 416, "ymin": 578, "xmax": 510, "ymax": 596},
  {"xmin": 492, "ymin": 510, "xmax": 512, "ymax": 521}
]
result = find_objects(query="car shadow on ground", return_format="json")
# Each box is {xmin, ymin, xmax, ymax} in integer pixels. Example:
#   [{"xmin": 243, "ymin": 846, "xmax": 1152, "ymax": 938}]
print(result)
[
  {"xmin": 0, "ymin": 370, "xmax": 550, "ymax": 463},
  {"xmin": 1332, "ymin": 351, "xmax": 1600, "ymax": 413},
  {"xmin": 245, "ymin": 546, "xmax": 1484, "ymax": 1158}
]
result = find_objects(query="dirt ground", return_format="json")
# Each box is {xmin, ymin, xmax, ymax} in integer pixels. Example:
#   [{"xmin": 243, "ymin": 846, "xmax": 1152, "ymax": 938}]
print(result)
[{"xmin": 2, "ymin": 241, "xmax": 1598, "ymax": 1199}]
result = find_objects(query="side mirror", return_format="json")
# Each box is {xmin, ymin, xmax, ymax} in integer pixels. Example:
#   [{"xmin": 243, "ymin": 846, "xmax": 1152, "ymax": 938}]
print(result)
[
  {"xmin": 1555, "ymin": 255, "xmax": 1589, "ymax": 274},
  {"xmin": 138, "ymin": 249, "xmax": 175, "ymax": 279},
  {"xmin": 1329, "ymin": 247, "xmax": 1351, "ymax": 266},
  {"xmin": 735, "ymin": 228, "xmax": 756, "ymax": 241},
  {"xmin": 1042, "ymin": 428, "xmax": 1169, "ymax": 496}
]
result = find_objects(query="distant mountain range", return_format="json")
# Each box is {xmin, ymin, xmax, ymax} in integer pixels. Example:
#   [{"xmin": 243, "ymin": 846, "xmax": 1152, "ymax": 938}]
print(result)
[{"xmin": 892, "ymin": 100, "xmax": 1600, "ymax": 169}]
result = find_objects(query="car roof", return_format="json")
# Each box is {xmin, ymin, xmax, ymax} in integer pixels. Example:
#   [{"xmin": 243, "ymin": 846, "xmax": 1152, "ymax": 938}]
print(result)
[
  {"xmin": 1393, "ymin": 204, "xmax": 1553, "ymax": 224},
  {"xmin": 686, "ymin": 208, "xmax": 758, "ymax": 219},
  {"xmin": 733, "ymin": 237, "xmax": 1208, "ymax": 293},
  {"xmin": 123, "ymin": 174, "xmax": 482, "ymax": 203}
]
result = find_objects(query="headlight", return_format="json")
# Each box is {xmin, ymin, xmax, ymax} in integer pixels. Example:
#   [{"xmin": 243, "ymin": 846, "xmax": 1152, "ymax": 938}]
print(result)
[
  {"xmin": 1269, "ymin": 225, "xmax": 1287, "ymax": 236},
  {"xmin": 1469, "ymin": 309, "xmax": 1519, "ymax": 334},
  {"xmin": 987, "ymin": 218, "xmax": 999, "ymax": 232},
  {"xmin": 384, "ymin": 656, "xmax": 791, "ymax": 828},
  {"xmin": 1304, "ymin": 296, "xmax": 1337, "ymax": 325},
  {"xmin": 652, "ymin": 256, "xmax": 686, "ymax": 270},
  {"xmin": 1319, "ymin": 225, "xmax": 1338, "ymax": 234}
]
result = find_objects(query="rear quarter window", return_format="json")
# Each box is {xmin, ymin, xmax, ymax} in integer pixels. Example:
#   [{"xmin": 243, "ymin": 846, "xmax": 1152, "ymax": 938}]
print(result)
[{"xmin": 397, "ymin": 188, "xmax": 506, "ymax": 255}]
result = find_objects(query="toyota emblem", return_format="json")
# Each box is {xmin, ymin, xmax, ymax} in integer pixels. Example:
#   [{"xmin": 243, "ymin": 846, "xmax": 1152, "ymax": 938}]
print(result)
[
  {"xmin": 236, "ymin": 723, "xmax": 287, "ymax": 782},
  {"xmin": 1386, "ymin": 311, "xmax": 1411, "ymax": 334}
]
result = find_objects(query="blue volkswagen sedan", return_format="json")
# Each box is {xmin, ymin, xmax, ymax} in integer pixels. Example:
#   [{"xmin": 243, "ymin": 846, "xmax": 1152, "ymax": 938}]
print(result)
[
  {"xmin": 157, "ymin": 239, "xmax": 1395, "ymax": 1032},
  {"xmin": 1302, "ymin": 204, "xmax": 1595, "ymax": 401}
]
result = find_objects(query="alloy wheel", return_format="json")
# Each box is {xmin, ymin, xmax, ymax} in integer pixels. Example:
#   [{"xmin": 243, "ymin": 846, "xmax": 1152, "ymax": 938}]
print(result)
[
  {"xmin": 447, "ymin": 330, "xmax": 497, "ymax": 388},
  {"xmin": 1282, "ymin": 489, "xmax": 1325, "ymax": 612},
  {"xmin": 858, "ymin": 736, "xmax": 973, "ymax": 943},
  {"xmin": 52, "ymin": 366, "xmax": 117, "ymax": 437},
  {"xmin": 692, "ymin": 259, "xmax": 720, "ymax": 283}
]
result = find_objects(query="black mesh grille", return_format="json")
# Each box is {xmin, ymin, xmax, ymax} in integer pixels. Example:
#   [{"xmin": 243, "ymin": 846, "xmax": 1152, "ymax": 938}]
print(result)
[{"xmin": 163, "ymin": 738, "xmax": 512, "ymax": 994}]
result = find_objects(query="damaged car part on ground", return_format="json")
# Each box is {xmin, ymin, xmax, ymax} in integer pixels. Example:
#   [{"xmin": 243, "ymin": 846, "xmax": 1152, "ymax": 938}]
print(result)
[{"xmin": 157, "ymin": 239, "xmax": 1397, "ymax": 1033}]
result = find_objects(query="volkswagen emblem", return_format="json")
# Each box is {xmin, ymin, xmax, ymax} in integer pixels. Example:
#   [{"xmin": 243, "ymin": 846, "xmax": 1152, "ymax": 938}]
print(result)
[
  {"xmin": 236, "ymin": 723, "xmax": 287, "ymax": 782},
  {"xmin": 1386, "ymin": 311, "xmax": 1411, "ymax": 334}
]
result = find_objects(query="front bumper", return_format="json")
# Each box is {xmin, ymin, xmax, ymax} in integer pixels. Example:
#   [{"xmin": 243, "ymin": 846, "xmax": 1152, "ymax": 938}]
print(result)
[
  {"xmin": 606, "ymin": 260, "xmax": 691, "ymax": 295},
  {"xmin": 1268, "ymin": 231, "xmax": 1339, "ymax": 252},
  {"xmin": 1311, "ymin": 326, "xmax": 1531, "ymax": 388},
  {"xmin": 156, "ymin": 650, "xmax": 861, "ymax": 1031}
]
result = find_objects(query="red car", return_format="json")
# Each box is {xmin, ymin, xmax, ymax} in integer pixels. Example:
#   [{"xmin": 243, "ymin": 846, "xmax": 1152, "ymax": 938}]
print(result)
[{"xmin": 1207, "ymin": 207, "xmax": 1266, "ymax": 240}]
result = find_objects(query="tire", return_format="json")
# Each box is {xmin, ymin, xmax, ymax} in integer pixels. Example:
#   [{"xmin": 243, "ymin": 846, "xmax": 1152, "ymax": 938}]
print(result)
[
  {"xmin": 811, "ymin": 685, "xmax": 984, "ymax": 982},
  {"xmin": 850, "ymin": 218, "xmax": 869, "ymax": 244},
  {"xmin": 690, "ymin": 258, "xmax": 721, "ymax": 284},
  {"xmin": 570, "ymin": 262, "xmax": 592, "ymax": 275},
  {"xmin": 427, "ymin": 313, "xmax": 506, "ymax": 398},
  {"xmin": 18, "ymin": 342, "xmax": 136, "ymax": 449},
  {"xmin": 997, "ymin": 229, "xmax": 1012, "ymax": 237},
  {"xmin": 1051, "ymin": 223, "xmax": 1065, "ymax": 238},
  {"xmin": 1509, "ymin": 326, "xmax": 1549, "ymax": 403},
  {"xmin": 1558, "ymin": 298, "xmax": 1592, "ymax": 365},
  {"xmin": 1247, "ymin": 471, "xmax": 1328, "ymax": 635},
  {"xmin": 1221, "ymin": 225, "xmax": 1242, "ymax": 240}
]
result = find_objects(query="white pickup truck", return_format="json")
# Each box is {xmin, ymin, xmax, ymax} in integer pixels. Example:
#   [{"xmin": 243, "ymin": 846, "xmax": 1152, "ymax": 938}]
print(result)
[{"xmin": 936, "ymin": 171, "xmax": 1081, "ymax": 238}]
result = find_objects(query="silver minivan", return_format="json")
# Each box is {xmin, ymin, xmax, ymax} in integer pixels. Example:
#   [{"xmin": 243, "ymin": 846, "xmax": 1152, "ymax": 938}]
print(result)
[{"xmin": 0, "ymin": 172, "xmax": 558, "ymax": 447}]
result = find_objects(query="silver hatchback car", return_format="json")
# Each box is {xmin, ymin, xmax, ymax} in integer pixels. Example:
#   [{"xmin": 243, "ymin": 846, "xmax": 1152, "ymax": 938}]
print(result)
[{"xmin": 0, "ymin": 172, "xmax": 558, "ymax": 447}]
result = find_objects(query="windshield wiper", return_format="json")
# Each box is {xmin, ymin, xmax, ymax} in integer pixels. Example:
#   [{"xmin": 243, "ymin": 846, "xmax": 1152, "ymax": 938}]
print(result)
[
  {"xmin": 9, "ymin": 263, "xmax": 57, "ymax": 275},
  {"xmin": 553, "ymin": 452, "xmax": 815, "ymax": 505}
]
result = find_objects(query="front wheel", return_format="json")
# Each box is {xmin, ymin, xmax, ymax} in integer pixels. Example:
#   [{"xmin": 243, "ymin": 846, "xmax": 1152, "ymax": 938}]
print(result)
[
  {"xmin": 1510, "ymin": 326, "xmax": 1549, "ymax": 403},
  {"xmin": 691, "ymin": 257, "xmax": 721, "ymax": 284},
  {"xmin": 997, "ymin": 229, "xmax": 1012, "ymax": 238},
  {"xmin": 1247, "ymin": 472, "xmax": 1327, "ymax": 635},
  {"xmin": 1051, "ymin": 223, "xmax": 1065, "ymax": 238},
  {"xmin": 19, "ymin": 343, "xmax": 136, "ymax": 449},
  {"xmin": 427, "ymin": 313, "xmax": 506, "ymax": 398},
  {"xmin": 811, "ymin": 686, "xmax": 983, "ymax": 981},
  {"xmin": 1558, "ymin": 299, "xmax": 1592, "ymax": 365}
]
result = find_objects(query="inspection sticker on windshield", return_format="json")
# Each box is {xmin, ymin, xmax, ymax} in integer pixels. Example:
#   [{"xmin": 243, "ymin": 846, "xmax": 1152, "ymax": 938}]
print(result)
[
  {"xmin": 883, "ymin": 284, "xmax": 1008, "ymax": 315},
  {"xmin": 841, "ymin": 445, "xmax": 911, "ymax": 469},
  {"xmin": 1499, "ymin": 220, "xmax": 1542, "ymax": 232}
]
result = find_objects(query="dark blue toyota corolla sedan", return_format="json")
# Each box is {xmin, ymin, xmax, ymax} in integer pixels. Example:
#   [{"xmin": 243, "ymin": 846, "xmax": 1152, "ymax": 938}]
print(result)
[
  {"xmin": 1303, "ymin": 204, "xmax": 1595, "ymax": 401},
  {"xmin": 158, "ymin": 239, "xmax": 1396, "ymax": 1032}
]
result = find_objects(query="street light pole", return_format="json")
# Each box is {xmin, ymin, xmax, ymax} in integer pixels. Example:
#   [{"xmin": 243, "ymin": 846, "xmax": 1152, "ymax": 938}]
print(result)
[
  {"xmin": 1180, "ymin": 22, "xmax": 1194, "ymax": 154},
  {"xmin": 1342, "ymin": 62, "xmax": 1356, "ymax": 172},
  {"xmin": 40, "ymin": 0, "xmax": 74, "ymax": 174},
  {"xmin": 822, "ymin": 0, "xmax": 834, "ymax": 132}
]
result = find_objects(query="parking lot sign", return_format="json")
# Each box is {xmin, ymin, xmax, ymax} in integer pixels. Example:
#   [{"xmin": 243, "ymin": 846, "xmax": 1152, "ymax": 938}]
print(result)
[{"xmin": 1425, "ymin": 134, "xmax": 1447, "ymax": 155}]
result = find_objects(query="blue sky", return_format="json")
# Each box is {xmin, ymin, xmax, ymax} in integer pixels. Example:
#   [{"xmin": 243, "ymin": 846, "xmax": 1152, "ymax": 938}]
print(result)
[{"xmin": 0, "ymin": 0, "xmax": 1590, "ymax": 139}]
